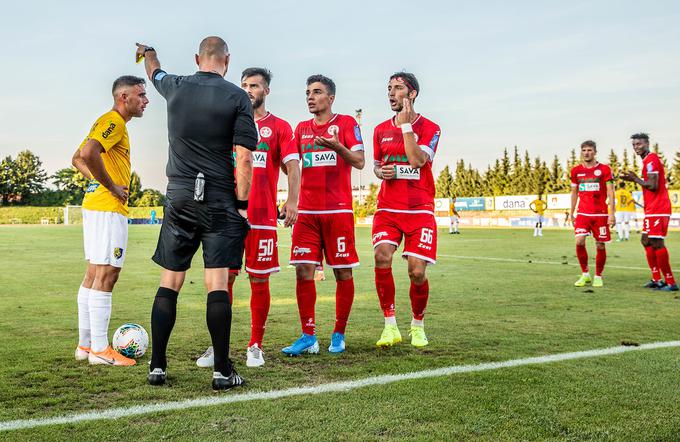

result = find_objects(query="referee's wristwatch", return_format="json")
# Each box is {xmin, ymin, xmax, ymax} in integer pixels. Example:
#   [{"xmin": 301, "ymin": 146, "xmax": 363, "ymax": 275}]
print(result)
[{"xmin": 142, "ymin": 46, "xmax": 155, "ymax": 55}]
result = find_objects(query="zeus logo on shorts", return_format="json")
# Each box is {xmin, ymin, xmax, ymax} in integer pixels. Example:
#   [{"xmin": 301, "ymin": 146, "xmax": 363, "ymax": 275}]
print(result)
[
  {"xmin": 394, "ymin": 165, "xmax": 421, "ymax": 180},
  {"xmin": 293, "ymin": 246, "xmax": 312, "ymax": 256},
  {"xmin": 303, "ymin": 151, "xmax": 337, "ymax": 168},
  {"xmin": 579, "ymin": 182, "xmax": 600, "ymax": 192},
  {"xmin": 253, "ymin": 152, "xmax": 267, "ymax": 168}
]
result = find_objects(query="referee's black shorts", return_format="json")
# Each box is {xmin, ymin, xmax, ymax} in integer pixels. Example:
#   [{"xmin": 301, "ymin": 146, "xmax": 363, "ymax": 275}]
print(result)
[{"xmin": 152, "ymin": 189, "xmax": 250, "ymax": 272}]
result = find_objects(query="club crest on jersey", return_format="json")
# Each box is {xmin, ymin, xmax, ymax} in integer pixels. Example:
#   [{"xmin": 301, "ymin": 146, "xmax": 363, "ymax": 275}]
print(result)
[
  {"xmin": 594, "ymin": 169, "xmax": 602, "ymax": 176},
  {"xmin": 113, "ymin": 247, "xmax": 124, "ymax": 259},
  {"xmin": 253, "ymin": 151, "xmax": 267, "ymax": 168},
  {"xmin": 394, "ymin": 165, "xmax": 421, "ymax": 180},
  {"xmin": 259, "ymin": 126, "xmax": 272, "ymax": 138},
  {"xmin": 328, "ymin": 125, "xmax": 339, "ymax": 136},
  {"xmin": 303, "ymin": 151, "xmax": 337, "ymax": 168}
]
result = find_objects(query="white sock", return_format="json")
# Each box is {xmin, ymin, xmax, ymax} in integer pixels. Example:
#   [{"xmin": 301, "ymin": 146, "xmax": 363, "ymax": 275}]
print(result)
[
  {"xmin": 77, "ymin": 285, "xmax": 91, "ymax": 348},
  {"xmin": 583, "ymin": 272, "xmax": 590, "ymax": 277},
  {"xmin": 89, "ymin": 289, "xmax": 112, "ymax": 352},
  {"xmin": 411, "ymin": 318, "xmax": 424, "ymax": 327},
  {"xmin": 384, "ymin": 316, "xmax": 397, "ymax": 326},
  {"xmin": 449, "ymin": 224, "xmax": 453, "ymax": 233},
  {"xmin": 616, "ymin": 224, "xmax": 623, "ymax": 239},
  {"xmin": 624, "ymin": 223, "xmax": 630, "ymax": 240}
]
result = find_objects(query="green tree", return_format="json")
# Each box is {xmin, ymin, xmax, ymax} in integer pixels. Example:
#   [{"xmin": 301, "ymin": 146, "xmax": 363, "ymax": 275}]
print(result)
[
  {"xmin": 136, "ymin": 189, "xmax": 165, "ymax": 207},
  {"xmin": 52, "ymin": 167, "xmax": 89, "ymax": 205},
  {"xmin": 435, "ymin": 165, "xmax": 454, "ymax": 198},
  {"xmin": 0, "ymin": 156, "xmax": 17, "ymax": 204},
  {"xmin": 12, "ymin": 150, "xmax": 47, "ymax": 203},
  {"xmin": 670, "ymin": 150, "xmax": 680, "ymax": 190},
  {"xmin": 128, "ymin": 171, "xmax": 143, "ymax": 206},
  {"xmin": 608, "ymin": 149, "xmax": 620, "ymax": 178},
  {"xmin": 567, "ymin": 148, "xmax": 578, "ymax": 171},
  {"xmin": 545, "ymin": 155, "xmax": 568, "ymax": 193}
]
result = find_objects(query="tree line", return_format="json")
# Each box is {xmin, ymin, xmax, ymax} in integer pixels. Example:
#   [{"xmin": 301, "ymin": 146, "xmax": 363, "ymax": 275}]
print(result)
[
  {"xmin": 0, "ymin": 150, "xmax": 164, "ymax": 206},
  {"xmin": 434, "ymin": 144, "xmax": 680, "ymax": 198}
]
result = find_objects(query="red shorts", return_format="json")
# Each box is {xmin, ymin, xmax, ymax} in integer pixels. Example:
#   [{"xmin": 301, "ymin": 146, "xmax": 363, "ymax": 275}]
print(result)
[
  {"xmin": 290, "ymin": 212, "xmax": 359, "ymax": 268},
  {"xmin": 230, "ymin": 227, "xmax": 280, "ymax": 277},
  {"xmin": 642, "ymin": 215, "xmax": 670, "ymax": 238},
  {"xmin": 574, "ymin": 215, "xmax": 610, "ymax": 242},
  {"xmin": 372, "ymin": 210, "xmax": 437, "ymax": 264}
]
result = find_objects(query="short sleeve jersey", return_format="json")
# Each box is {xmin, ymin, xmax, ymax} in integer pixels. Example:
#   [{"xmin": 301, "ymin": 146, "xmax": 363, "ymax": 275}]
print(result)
[
  {"xmin": 248, "ymin": 112, "xmax": 298, "ymax": 226},
  {"xmin": 80, "ymin": 110, "xmax": 130, "ymax": 216},
  {"xmin": 152, "ymin": 69, "xmax": 257, "ymax": 198},
  {"xmin": 615, "ymin": 189, "xmax": 635, "ymax": 212},
  {"xmin": 642, "ymin": 153, "xmax": 671, "ymax": 215},
  {"xmin": 570, "ymin": 163, "xmax": 613, "ymax": 215},
  {"xmin": 374, "ymin": 115, "xmax": 441, "ymax": 212},
  {"xmin": 295, "ymin": 114, "xmax": 363, "ymax": 212}
]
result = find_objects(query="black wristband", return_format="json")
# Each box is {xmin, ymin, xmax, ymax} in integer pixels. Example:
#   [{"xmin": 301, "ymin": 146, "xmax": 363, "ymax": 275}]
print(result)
[
  {"xmin": 143, "ymin": 47, "xmax": 155, "ymax": 55},
  {"xmin": 236, "ymin": 199, "xmax": 248, "ymax": 210}
]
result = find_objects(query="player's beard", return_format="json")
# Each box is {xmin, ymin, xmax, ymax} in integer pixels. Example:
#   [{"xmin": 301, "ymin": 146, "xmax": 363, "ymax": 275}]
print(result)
[{"xmin": 252, "ymin": 95, "xmax": 264, "ymax": 111}]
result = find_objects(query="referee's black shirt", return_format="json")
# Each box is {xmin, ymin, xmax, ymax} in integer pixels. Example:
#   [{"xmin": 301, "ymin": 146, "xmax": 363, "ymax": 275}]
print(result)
[{"xmin": 152, "ymin": 69, "xmax": 258, "ymax": 200}]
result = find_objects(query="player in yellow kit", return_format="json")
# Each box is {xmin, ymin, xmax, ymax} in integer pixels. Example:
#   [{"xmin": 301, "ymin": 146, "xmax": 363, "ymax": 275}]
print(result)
[
  {"xmin": 614, "ymin": 183, "xmax": 639, "ymax": 241},
  {"xmin": 71, "ymin": 76, "xmax": 148, "ymax": 366},
  {"xmin": 449, "ymin": 196, "xmax": 460, "ymax": 234},
  {"xmin": 530, "ymin": 195, "xmax": 547, "ymax": 237}
]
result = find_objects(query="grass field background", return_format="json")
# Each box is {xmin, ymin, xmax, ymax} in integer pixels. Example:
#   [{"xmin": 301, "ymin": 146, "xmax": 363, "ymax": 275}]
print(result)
[{"xmin": 1, "ymin": 225, "xmax": 680, "ymax": 440}]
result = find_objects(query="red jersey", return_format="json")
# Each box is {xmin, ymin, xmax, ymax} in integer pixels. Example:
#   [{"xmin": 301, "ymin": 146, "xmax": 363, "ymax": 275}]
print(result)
[
  {"xmin": 295, "ymin": 114, "xmax": 363, "ymax": 212},
  {"xmin": 570, "ymin": 163, "xmax": 613, "ymax": 216},
  {"xmin": 642, "ymin": 152, "xmax": 671, "ymax": 215},
  {"xmin": 374, "ymin": 115, "xmax": 441, "ymax": 212},
  {"xmin": 248, "ymin": 112, "xmax": 298, "ymax": 226}
]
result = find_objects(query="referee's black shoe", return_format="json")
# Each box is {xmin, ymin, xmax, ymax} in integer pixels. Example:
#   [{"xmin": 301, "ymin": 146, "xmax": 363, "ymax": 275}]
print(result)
[
  {"xmin": 212, "ymin": 368, "xmax": 245, "ymax": 391},
  {"xmin": 148, "ymin": 367, "xmax": 167, "ymax": 386}
]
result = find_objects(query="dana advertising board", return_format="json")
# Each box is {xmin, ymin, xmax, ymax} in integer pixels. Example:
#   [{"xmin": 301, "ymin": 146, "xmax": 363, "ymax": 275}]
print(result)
[{"xmin": 494, "ymin": 195, "xmax": 536, "ymax": 211}]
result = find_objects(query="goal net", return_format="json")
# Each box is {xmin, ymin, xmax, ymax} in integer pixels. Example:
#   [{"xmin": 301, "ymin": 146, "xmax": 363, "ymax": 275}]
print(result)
[{"xmin": 64, "ymin": 205, "xmax": 83, "ymax": 225}]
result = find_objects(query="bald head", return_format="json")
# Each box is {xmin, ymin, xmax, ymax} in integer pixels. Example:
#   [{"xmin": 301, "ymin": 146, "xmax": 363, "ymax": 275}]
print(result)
[{"xmin": 199, "ymin": 36, "xmax": 229, "ymax": 58}]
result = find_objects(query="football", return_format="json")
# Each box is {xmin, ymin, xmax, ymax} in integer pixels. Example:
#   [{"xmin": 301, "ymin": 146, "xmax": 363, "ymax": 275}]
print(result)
[{"xmin": 112, "ymin": 323, "xmax": 149, "ymax": 359}]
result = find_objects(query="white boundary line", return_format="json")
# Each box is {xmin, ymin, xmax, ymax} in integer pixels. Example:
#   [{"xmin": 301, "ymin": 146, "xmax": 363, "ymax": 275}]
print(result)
[
  {"xmin": 439, "ymin": 254, "xmax": 656, "ymax": 271},
  {"xmin": 2, "ymin": 340, "xmax": 679, "ymax": 432}
]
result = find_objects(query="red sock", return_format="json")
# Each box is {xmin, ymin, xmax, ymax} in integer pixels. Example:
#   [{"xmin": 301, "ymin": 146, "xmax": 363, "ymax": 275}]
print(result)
[
  {"xmin": 576, "ymin": 245, "xmax": 589, "ymax": 273},
  {"xmin": 249, "ymin": 279, "xmax": 271, "ymax": 347},
  {"xmin": 645, "ymin": 246, "xmax": 661, "ymax": 281},
  {"xmin": 375, "ymin": 267, "xmax": 395, "ymax": 317},
  {"xmin": 296, "ymin": 279, "xmax": 316, "ymax": 335},
  {"xmin": 655, "ymin": 247, "xmax": 676, "ymax": 285},
  {"xmin": 595, "ymin": 248, "xmax": 606, "ymax": 277},
  {"xmin": 409, "ymin": 279, "xmax": 429, "ymax": 321},
  {"xmin": 227, "ymin": 277, "xmax": 235, "ymax": 304},
  {"xmin": 334, "ymin": 278, "xmax": 354, "ymax": 334}
]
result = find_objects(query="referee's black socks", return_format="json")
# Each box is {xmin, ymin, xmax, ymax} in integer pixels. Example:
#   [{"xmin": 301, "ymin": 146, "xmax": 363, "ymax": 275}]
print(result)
[
  {"xmin": 150, "ymin": 287, "xmax": 179, "ymax": 371},
  {"xmin": 206, "ymin": 290, "xmax": 233, "ymax": 376}
]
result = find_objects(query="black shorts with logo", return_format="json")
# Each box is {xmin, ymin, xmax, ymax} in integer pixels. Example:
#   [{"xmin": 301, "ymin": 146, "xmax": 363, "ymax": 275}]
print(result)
[{"xmin": 152, "ymin": 188, "xmax": 250, "ymax": 271}]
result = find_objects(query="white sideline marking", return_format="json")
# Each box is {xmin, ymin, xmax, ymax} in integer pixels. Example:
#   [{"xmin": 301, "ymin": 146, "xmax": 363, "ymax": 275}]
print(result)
[
  {"xmin": 2, "ymin": 341, "xmax": 679, "ymax": 432},
  {"xmin": 440, "ymin": 254, "xmax": 654, "ymax": 271}
]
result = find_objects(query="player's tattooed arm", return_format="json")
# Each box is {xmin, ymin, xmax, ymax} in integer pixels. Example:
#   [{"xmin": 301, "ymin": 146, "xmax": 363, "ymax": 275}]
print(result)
[
  {"xmin": 396, "ymin": 98, "xmax": 428, "ymax": 169},
  {"xmin": 314, "ymin": 133, "xmax": 365, "ymax": 169},
  {"xmin": 234, "ymin": 145, "xmax": 253, "ymax": 218},
  {"xmin": 81, "ymin": 139, "xmax": 128, "ymax": 203},
  {"xmin": 606, "ymin": 181, "xmax": 616, "ymax": 227},
  {"xmin": 71, "ymin": 148, "xmax": 92, "ymax": 180},
  {"xmin": 620, "ymin": 170, "xmax": 659, "ymax": 191},
  {"xmin": 135, "ymin": 43, "xmax": 161, "ymax": 80},
  {"xmin": 282, "ymin": 160, "xmax": 300, "ymax": 227}
]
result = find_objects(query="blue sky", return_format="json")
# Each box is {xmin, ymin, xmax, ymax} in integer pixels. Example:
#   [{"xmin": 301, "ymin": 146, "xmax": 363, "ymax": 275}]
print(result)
[{"xmin": 1, "ymin": 0, "xmax": 679, "ymax": 190}]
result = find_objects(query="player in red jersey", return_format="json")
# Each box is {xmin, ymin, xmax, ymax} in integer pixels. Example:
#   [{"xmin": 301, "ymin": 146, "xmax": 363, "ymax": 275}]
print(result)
[
  {"xmin": 283, "ymin": 74, "xmax": 365, "ymax": 356},
  {"xmin": 569, "ymin": 140, "xmax": 615, "ymax": 288},
  {"xmin": 622, "ymin": 133, "xmax": 677, "ymax": 291},
  {"xmin": 372, "ymin": 72, "xmax": 441, "ymax": 348},
  {"xmin": 195, "ymin": 68, "xmax": 300, "ymax": 368}
]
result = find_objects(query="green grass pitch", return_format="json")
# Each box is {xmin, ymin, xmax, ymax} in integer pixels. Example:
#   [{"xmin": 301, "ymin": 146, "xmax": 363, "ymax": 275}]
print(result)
[{"xmin": 1, "ymin": 225, "xmax": 680, "ymax": 440}]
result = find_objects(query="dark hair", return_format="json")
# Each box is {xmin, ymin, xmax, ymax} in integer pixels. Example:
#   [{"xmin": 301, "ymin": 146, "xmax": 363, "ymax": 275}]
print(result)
[
  {"xmin": 580, "ymin": 140, "xmax": 597, "ymax": 150},
  {"xmin": 242, "ymin": 67, "xmax": 272, "ymax": 86},
  {"xmin": 306, "ymin": 74, "xmax": 336, "ymax": 95},
  {"xmin": 630, "ymin": 132, "xmax": 650, "ymax": 141},
  {"xmin": 390, "ymin": 71, "xmax": 420, "ymax": 96},
  {"xmin": 112, "ymin": 75, "xmax": 145, "ymax": 95}
]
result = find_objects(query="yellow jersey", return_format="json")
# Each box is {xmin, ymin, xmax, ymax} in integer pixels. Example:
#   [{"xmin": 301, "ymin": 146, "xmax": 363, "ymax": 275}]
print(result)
[
  {"xmin": 615, "ymin": 189, "xmax": 635, "ymax": 212},
  {"xmin": 449, "ymin": 203, "xmax": 455, "ymax": 217},
  {"xmin": 80, "ymin": 111, "xmax": 130, "ymax": 216},
  {"xmin": 530, "ymin": 199, "xmax": 547, "ymax": 215}
]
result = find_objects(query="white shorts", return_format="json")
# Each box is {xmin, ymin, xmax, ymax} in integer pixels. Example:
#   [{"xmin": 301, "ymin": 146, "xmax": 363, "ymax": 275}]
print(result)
[
  {"xmin": 535, "ymin": 215, "xmax": 545, "ymax": 224},
  {"xmin": 615, "ymin": 212, "xmax": 634, "ymax": 223},
  {"xmin": 83, "ymin": 209, "xmax": 129, "ymax": 268}
]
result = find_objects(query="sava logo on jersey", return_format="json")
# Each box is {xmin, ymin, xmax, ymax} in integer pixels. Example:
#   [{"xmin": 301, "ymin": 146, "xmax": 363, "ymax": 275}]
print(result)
[
  {"xmin": 394, "ymin": 165, "xmax": 421, "ymax": 180},
  {"xmin": 579, "ymin": 182, "xmax": 600, "ymax": 192},
  {"xmin": 253, "ymin": 151, "xmax": 267, "ymax": 168},
  {"xmin": 303, "ymin": 151, "xmax": 337, "ymax": 168}
]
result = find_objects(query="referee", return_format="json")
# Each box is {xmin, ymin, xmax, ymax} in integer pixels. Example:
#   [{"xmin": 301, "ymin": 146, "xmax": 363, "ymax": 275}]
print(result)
[{"xmin": 136, "ymin": 37, "xmax": 257, "ymax": 390}]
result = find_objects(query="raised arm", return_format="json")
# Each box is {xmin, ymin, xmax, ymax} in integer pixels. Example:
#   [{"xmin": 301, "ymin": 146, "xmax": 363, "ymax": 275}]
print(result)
[
  {"xmin": 135, "ymin": 43, "xmax": 161, "ymax": 81},
  {"xmin": 397, "ymin": 98, "xmax": 428, "ymax": 169},
  {"xmin": 315, "ymin": 133, "xmax": 365, "ymax": 169}
]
